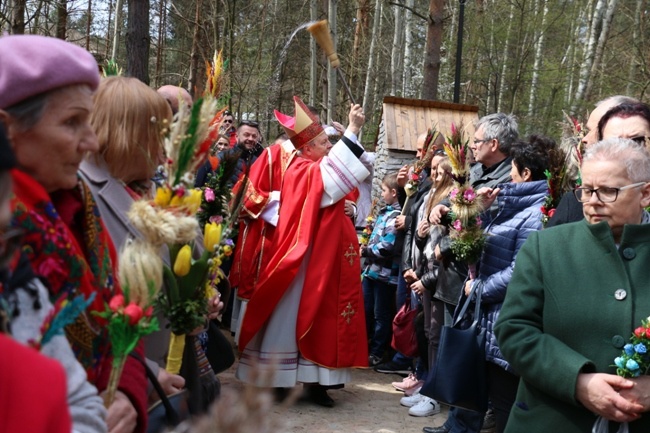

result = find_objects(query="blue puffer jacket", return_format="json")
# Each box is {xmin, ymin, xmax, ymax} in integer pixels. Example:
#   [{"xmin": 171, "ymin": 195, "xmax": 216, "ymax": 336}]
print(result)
[{"xmin": 473, "ymin": 179, "xmax": 547, "ymax": 373}]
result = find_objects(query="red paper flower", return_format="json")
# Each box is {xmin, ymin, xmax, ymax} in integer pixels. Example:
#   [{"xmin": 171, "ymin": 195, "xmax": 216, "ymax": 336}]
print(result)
[
  {"xmin": 109, "ymin": 294, "xmax": 125, "ymax": 312},
  {"xmin": 124, "ymin": 303, "xmax": 144, "ymax": 325}
]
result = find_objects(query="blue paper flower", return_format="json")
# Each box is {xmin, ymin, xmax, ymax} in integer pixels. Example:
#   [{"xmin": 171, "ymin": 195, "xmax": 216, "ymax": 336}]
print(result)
[
  {"xmin": 626, "ymin": 359, "xmax": 640, "ymax": 371},
  {"xmin": 635, "ymin": 343, "xmax": 647, "ymax": 354},
  {"xmin": 615, "ymin": 357, "xmax": 625, "ymax": 369},
  {"xmin": 624, "ymin": 344, "xmax": 635, "ymax": 356}
]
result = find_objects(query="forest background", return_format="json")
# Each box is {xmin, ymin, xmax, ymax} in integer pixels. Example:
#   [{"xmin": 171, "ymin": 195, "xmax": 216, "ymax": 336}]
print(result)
[{"xmin": 1, "ymin": 0, "xmax": 647, "ymax": 147}]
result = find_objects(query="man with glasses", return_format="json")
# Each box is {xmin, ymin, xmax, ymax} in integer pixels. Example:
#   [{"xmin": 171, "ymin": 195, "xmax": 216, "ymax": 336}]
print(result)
[
  {"xmin": 237, "ymin": 96, "xmax": 371, "ymax": 407},
  {"xmin": 426, "ymin": 112, "xmax": 518, "ymax": 433},
  {"xmin": 220, "ymin": 110, "xmax": 236, "ymax": 147}
]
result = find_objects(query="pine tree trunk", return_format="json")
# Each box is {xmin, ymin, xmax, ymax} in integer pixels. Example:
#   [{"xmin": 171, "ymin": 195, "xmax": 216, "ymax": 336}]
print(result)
[
  {"xmin": 126, "ymin": 0, "xmax": 150, "ymax": 84},
  {"xmin": 187, "ymin": 0, "xmax": 203, "ymax": 97},
  {"xmin": 56, "ymin": 0, "xmax": 67, "ymax": 39},
  {"xmin": 422, "ymin": 0, "xmax": 443, "ymax": 101},
  {"xmin": 11, "ymin": 0, "xmax": 26, "ymax": 34}
]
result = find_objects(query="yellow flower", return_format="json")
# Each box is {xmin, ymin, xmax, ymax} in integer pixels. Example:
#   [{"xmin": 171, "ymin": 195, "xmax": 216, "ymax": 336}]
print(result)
[
  {"xmin": 223, "ymin": 245, "xmax": 232, "ymax": 256},
  {"xmin": 173, "ymin": 245, "xmax": 192, "ymax": 276},
  {"xmin": 184, "ymin": 189, "xmax": 203, "ymax": 213},
  {"xmin": 203, "ymin": 223, "xmax": 222, "ymax": 252},
  {"xmin": 154, "ymin": 186, "xmax": 172, "ymax": 207},
  {"xmin": 169, "ymin": 194, "xmax": 184, "ymax": 207}
]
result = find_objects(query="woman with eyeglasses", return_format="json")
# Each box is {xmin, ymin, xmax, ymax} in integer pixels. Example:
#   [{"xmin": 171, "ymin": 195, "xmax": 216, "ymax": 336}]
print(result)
[
  {"xmin": 0, "ymin": 35, "xmax": 148, "ymax": 433},
  {"xmin": 494, "ymin": 137, "xmax": 650, "ymax": 433}
]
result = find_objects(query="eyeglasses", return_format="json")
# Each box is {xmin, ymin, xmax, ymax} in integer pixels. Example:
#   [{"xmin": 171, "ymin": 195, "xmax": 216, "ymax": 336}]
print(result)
[
  {"xmin": 573, "ymin": 181, "xmax": 648, "ymax": 203},
  {"xmin": 473, "ymin": 138, "xmax": 490, "ymax": 145},
  {"xmin": 0, "ymin": 228, "xmax": 23, "ymax": 268},
  {"xmin": 433, "ymin": 149, "xmax": 446, "ymax": 156},
  {"xmin": 238, "ymin": 120, "xmax": 259, "ymax": 129},
  {"xmin": 222, "ymin": 118, "xmax": 233, "ymax": 124}
]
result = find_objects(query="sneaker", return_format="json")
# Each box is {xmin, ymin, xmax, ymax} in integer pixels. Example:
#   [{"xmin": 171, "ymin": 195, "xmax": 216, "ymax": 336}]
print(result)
[
  {"xmin": 408, "ymin": 397, "xmax": 441, "ymax": 417},
  {"xmin": 368, "ymin": 354, "xmax": 382, "ymax": 367},
  {"xmin": 392, "ymin": 373, "xmax": 418, "ymax": 391},
  {"xmin": 374, "ymin": 361, "xmax": 411, "ymax": 375},
  {"xmin": 480, "ymin": 408, "xmax": 496, "ymax": 432},
  {"xmin": 400, "ymin": 390, "xmax": 423, "ymax": 407},
  {"xmin": 404, "ymin": 380, "xmax": 425, "ymax": 396}
]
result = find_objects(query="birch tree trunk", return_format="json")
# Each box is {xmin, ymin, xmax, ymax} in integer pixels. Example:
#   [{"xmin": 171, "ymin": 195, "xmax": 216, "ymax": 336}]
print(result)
[
  {"xmin": 327, "ymin": 0, "xmax": 337, "ymax": 124},
  {"xmin": 309, "ymin": 0, "xmax": 318, "ymax": 106},
  {"xmin": 571, "ymin": 0, "xmax": 606, "ymax": 112},
  {"xmin": 422, "ymin": 0, "xmax": 443, "ymax": 101},
  {"xmin": 584, "ymin": 0, "xmax": 618, "ymax": 101},
  {"xmin": 361, "ymin": 0, "xmax": 382, "ymax": 139},
  {"xmin": 111, "ymin": 0, "xmax": 123, "ymax": 61},
  {"xmin": 390, "ymin": 1, "xmax": 404, "ymax": 96},
  {"xmin": 626, "ymin": 0, "xmax": 643, "ymax": 95},
  {"xmin": 402, "ymin": 0, "xmax": 414, "ymax": 97},
  {"xmin": 527, "ymin": 0, "xmax": 548, "ymax": 118},
  {"xmin": 497, "ymin": 2, "xmax": 515, "ymax": 113},
  {"xmin": 126, "ymin": 0, "xmax": 150, "ymax": 84}
]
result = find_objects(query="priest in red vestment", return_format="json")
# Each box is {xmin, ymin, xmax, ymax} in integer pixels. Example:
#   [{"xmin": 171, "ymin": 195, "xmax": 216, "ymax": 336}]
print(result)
[
  {"xmin": 237, "ymin": 96, "xmax": 372, "ymax": 406},
  {"xmin": 228, "ymin": 133, "xmax": 296, "ymax": 341}
]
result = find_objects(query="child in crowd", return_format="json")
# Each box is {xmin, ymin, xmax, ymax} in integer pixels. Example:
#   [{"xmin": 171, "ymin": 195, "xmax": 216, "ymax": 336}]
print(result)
[{"xmin": 362, "ymin": 172, "xmax": 402, "ymax": 367}]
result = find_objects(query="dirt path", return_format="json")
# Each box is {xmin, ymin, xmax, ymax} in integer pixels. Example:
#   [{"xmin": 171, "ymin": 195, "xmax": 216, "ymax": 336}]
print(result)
[{"xmin": 219, "ymin": 361, "xmax": 450, "ymax": 433}]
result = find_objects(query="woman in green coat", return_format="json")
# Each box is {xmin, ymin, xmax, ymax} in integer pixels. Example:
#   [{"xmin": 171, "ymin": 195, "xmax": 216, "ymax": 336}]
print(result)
[{"xmin": 495, "ymin": 137, "xmax": 650, "ymax": 433}]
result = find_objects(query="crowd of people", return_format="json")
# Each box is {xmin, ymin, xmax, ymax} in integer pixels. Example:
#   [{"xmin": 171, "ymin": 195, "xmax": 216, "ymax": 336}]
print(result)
[{"xmin": 3, "ymin": 32, "xmax": 650, "ymax": 433}]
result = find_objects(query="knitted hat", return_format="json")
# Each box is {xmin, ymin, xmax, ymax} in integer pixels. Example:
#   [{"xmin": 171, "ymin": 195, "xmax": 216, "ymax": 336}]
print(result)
[
  {"xmin": 0, "ymin": 123, "xmax": 16, "ymax": 171},
  {"xmin": 274, "ymin": 96, "xmax": 325, "ymax": 149},
  {"xmin": 0, "ymin": 35, "xmax": 100, "ymax": 110}
]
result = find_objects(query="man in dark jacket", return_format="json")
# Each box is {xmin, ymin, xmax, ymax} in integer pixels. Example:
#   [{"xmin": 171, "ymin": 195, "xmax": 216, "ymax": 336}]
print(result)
[{"xmin": 424, "ymin": 112, "xmax": 518, "ymax": 433}]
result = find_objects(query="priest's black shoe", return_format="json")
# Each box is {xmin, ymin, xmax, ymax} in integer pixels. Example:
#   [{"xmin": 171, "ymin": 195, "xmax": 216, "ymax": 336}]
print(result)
[
  {"xmin": 305, "ymin": 384, "xmax": 334, "ymax": 407},
  {"xmin": 423, "ymin": 427, "xmax": 449, "ymax": 433}
]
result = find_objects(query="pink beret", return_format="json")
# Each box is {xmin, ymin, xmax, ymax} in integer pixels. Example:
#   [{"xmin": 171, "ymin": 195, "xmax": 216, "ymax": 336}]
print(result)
[{"xmin": 0, "ymin": 35, "xmax": 100, "ymax": 109}]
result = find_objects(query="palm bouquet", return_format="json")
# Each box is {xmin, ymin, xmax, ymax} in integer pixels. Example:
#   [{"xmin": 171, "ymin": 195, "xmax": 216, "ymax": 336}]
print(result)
[
  {"xmin": 126, "ymin": 51, "xmax": 233, "ymax": 374},
  {"xmin": 443, "ymin": 123, "xmax": 486, "ymax": 279},
  {"xmin": 95, "ymin": 236, "xmax": 162, "ymax": 406},
  {"xmin": 402, "ymin": 126, "xmax": 440, "ymax": 215}
]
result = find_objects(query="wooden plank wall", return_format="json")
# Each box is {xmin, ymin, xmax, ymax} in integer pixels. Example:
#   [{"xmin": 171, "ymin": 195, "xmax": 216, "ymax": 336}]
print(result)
[{"xmin": 381, "ymin": 97, "xmax": 480, "ymax": 152}]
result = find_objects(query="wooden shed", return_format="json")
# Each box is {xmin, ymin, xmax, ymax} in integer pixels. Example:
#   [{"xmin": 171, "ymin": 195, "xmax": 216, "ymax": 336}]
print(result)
[{"xmin": 370, "ymin": 97, "xmax": 480, "ymax": 207}]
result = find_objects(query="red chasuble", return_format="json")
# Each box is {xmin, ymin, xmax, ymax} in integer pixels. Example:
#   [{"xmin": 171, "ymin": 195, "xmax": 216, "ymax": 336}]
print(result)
[
  {"xmin": 229, "ymin": 141, "xmax": 296, "ymax": 300},
  {"xmin": 239, "ymin": 156, "xmax": 368, "ymax": 369}
]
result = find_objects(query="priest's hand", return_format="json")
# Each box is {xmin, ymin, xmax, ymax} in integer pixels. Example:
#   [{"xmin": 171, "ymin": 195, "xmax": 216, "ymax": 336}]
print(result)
[{"xmin": 347, "ymin": 104, "xmax": 365, "ymax": 136}]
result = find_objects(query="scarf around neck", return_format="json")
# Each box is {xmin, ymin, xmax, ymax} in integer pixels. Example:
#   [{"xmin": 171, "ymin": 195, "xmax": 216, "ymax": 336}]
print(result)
[{"xmin": 10, "ymin": 169, "xmax": 118, "ymax": 381}]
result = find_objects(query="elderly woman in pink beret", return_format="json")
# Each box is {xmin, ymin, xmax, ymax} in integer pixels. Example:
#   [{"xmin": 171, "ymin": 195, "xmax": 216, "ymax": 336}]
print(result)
[{"xmin": 0, "ymin": 35, "xmax": 148, "ymax": 433}]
